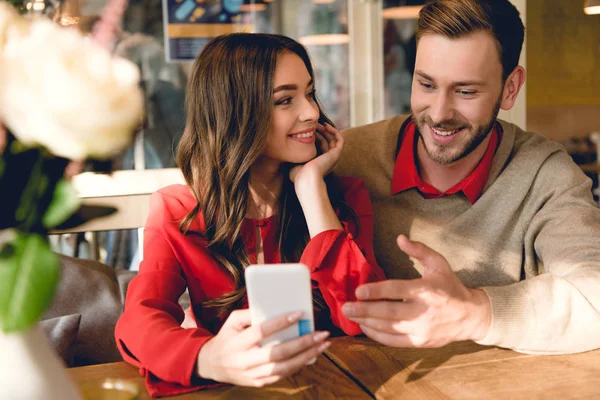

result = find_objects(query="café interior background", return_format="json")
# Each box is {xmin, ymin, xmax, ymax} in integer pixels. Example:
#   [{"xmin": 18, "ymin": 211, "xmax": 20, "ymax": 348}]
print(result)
[{"xmin": 33, "ymin": 0, "xmax": 598, "ymax": 267}]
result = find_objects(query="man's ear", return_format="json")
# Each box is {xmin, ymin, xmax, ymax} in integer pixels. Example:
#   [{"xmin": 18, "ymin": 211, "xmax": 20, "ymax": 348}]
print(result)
[{"xmin": 500, "ymin": 66, "xmax": 526, "ymax": 111}]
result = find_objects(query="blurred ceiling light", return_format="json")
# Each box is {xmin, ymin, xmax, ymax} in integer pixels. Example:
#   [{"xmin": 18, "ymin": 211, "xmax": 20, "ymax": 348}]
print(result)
[
  {"xmin": 382, "ymin": 1, "xmax": 427, "ymax": 20},
  {"xmin": 32, "ymin": 0, "xmax": 46, "ymax": 12},
  {"xmin": 382, "ymin": 5, "xmax": 422, "ymax": 19},
  {"xmin": 299, "ymin": 33, "xmax": 349, "ymax": 46},
  {"xmin": 313, "ymin": 0, "xmax": 335, "ymax": 4},
  {"xmin": 240, "ymin": 0, "xmax": 267, "ymax": 12},
  {"xmin": 584, "ymin": 0, "xmax": 600, "ymax": 15},
  {"xmin": 299, "ymin": 7, "xmax": 349, "ymax": 46}
]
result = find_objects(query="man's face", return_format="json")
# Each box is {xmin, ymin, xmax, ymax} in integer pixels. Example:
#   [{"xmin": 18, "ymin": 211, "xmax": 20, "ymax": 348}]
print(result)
[{"xmin": 410, "ymin": 32, "xmax": 505, "ymax": 165}]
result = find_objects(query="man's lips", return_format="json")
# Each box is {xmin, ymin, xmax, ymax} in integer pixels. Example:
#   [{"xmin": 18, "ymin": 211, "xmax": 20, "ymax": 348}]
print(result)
[
  {"xmin": 430, "ymin": 126, "xmax": 462, "ymax": 136},
  {"xmin": 427, "ymin": 124, "xmax": 466, "ymax": 145}
]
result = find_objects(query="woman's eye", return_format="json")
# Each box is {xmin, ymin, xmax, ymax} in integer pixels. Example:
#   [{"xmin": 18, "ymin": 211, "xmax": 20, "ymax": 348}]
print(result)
[
  {"xmin": 307, "ymin": 90, "xmax": 317, "ymax": 99},
  {"xmin": 275, "ymin": 97, "xmax": 292, "ymax": 106}
]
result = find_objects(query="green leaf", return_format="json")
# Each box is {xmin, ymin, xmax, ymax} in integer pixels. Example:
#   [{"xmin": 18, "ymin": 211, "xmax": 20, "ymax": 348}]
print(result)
[
  {"xmin": 0, "ymin": 232, "xmax": 60, "ymax": 332},
  {"xmin": 9, "ymin": 140, "xmax": 29, "ymax": 154},
  {"xmin": 42, "ymin": 179, "xmax": 81, "ymax": 229},
  {"xmin": 15, "ymin": 154, "xmax": 43, "ymax": 230}
]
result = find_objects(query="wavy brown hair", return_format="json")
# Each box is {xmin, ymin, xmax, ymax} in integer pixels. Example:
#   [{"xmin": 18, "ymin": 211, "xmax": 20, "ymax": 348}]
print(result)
[{"xmin": 176, "ymin": 33, "xmax": 357, "ymax": 317}]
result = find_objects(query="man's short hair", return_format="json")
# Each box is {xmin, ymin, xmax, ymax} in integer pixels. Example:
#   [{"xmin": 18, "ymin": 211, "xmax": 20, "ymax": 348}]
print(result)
[{"xmin": 417, "ymin": 0, "xmax": 525, "ymax": 81}]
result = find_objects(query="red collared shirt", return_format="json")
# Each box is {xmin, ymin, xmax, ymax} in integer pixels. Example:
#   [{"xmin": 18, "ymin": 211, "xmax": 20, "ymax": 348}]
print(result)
[{"xmin": 391, "ymin": 120, "xmax": 502, "ymax": 204}]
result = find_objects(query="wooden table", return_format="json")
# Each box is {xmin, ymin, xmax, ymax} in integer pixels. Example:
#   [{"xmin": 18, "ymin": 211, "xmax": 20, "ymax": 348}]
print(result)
[
  {"xmin": 69, "ymin": 337, "xmax": 600, "ymax": 399},
  {"xmin": 69, "ymin": 351, "xmax": 370, "ymax": 399},
  {"xmin": 325, "ymin": 337, "xmax": 600, "ymax": 399}
]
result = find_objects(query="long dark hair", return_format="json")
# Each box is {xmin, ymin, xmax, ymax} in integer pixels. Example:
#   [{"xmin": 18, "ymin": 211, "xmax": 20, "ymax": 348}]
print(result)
[{"xmin": 176, "ymin": 33, "xmax": 356, "ymax": 317}]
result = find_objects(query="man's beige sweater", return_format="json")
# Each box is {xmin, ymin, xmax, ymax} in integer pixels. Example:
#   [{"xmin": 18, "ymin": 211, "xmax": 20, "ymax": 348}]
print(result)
[{"xmin": 336, "ymin": 115, "xmax": 600, "ymax": 354}]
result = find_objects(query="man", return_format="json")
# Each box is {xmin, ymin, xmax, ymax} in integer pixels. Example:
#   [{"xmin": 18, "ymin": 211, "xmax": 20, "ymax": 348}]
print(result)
[{"xmin": 337, "ymin": 0, "xmax": 600, "ymax": 354}]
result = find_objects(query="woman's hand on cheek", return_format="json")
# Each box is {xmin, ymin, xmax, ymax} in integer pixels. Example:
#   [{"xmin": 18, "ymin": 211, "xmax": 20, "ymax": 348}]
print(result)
[
  {"xmin": 289, "ymin": 123, "xmax": 344, "ymax": 184},
  {"xmin": 196, "ymin": 309, "xmax": 331, "ymax": 387}
]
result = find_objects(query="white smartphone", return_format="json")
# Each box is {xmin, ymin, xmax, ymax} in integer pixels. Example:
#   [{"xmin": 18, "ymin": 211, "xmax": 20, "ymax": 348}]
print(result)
[{"xmin": 245, "ymin": 263, "xmax": 315, "ymax": 347}]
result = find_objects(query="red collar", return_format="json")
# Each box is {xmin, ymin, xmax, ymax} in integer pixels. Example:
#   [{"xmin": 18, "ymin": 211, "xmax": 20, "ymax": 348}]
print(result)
[{"xmin": 391, "ymin": 119, "xmax": 502, "ymax": 204}]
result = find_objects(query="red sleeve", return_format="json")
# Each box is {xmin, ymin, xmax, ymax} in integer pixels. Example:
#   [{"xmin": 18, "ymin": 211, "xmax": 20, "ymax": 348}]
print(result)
[
  {"xmin": 300, "ymin": 177, "xmax": 385, "ymax": 335},
  {"xmin": 114, "ymin": 192, "xmax": 224, "ymax": 397}
]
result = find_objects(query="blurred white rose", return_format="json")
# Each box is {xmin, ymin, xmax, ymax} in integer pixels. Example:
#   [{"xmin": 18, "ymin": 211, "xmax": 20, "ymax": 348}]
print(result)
[
  {"xmin": 0, "ymin": 3, "xmax": 26, "ymax": 50},
  {"xmin": 0, "ymin": 16, "xmax": 143, "ymax": 160}
]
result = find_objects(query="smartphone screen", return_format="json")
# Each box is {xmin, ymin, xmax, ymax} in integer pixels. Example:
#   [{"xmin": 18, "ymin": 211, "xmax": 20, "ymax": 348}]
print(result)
[{"xmin": 245, "ymin": 263, "xmax": 315, "ymax": 346}]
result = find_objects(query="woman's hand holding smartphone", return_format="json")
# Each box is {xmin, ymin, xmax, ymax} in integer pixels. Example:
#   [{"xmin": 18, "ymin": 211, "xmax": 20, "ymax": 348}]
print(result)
[{"xmin": 196, "ymin": 310, "xmax": 330, "ymax": 387}]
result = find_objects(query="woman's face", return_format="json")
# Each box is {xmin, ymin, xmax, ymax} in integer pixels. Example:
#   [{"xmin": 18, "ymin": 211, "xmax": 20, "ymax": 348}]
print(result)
[{"xmin": 261, "ymin": 51, "xmax": 319, "ymax": 165}]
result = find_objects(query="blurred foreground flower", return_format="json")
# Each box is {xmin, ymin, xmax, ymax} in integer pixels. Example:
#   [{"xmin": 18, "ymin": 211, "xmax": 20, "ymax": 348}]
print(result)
[{"xmin": 0, "ymin": 1, "xmax": 143, "ymax": 333}]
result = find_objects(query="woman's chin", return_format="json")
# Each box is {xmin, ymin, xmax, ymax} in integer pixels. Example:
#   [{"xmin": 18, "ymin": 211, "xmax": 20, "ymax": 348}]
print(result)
[{"xmin": 287, "ymin": 149, "xmax": 317, "ymax": 165}]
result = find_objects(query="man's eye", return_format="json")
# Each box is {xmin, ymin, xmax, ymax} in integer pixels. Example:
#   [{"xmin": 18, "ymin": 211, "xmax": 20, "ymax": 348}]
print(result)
[
  {"xmin": 458, "ymin": 90, "xmax": 477, "ymax": 96},
  {"xmin": 419, "ymin": 81, "xmax": 434, "ymax": 90}
]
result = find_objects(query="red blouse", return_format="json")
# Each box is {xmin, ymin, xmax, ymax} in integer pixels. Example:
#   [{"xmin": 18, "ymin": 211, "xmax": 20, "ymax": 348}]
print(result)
[{"xmin": 115, "ymin": 177, "xmax": 384, "ymax": 397}]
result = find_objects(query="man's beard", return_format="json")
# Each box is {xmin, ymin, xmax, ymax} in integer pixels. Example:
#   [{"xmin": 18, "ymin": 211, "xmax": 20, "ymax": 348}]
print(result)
[{"xmin": 411, "ymin": 95, "xmax": 502, "ymax": 165}]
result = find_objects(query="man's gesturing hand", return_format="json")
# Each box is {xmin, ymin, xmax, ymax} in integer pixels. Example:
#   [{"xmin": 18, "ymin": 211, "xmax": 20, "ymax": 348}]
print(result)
[{"xmin": 342, "ymin": 235, "xmax": 491, "ymax": 348}]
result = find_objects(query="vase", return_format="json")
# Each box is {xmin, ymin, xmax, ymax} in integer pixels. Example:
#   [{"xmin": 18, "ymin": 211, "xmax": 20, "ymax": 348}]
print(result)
[{"xmin": 0, "ymin": 325, "xmax": 82, "ymax": 400}]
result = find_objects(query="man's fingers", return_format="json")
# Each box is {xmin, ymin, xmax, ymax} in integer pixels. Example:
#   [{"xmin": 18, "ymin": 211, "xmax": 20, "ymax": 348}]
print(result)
[
  {"xmin": 361, "ymin": 325, "xmax": 414, "ymax": 348},
  {"xmin": 397, "ymin": 235, "xmax": 455, "ymax": 278},
  {"xmin": 396, "ymin": 235, "xmax": 446, "ymax": 268},
  {"xmin": 397, "ymin": 235, "xmax": 434, "ymax": 262},
  {"xmin": 354, "ymin": 279, "xmax": 426, "ymax": 301},
  {"xmin": 242, "ymin": 331, "xmax": 329, "ymax": 368},
  {"xmin": 236, "ymin": 311, "xmax": 303, "ymax": 349},
  {"xmin": 342, "ymin": 299, "xmax": 415, "ymax": 320},
  {"xmin": 351, "ymin": 317, "xmax": 412, "ymax": 335}
]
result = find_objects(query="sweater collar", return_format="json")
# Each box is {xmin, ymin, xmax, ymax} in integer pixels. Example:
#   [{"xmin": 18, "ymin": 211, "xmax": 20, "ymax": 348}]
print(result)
[
  {"xmin": 391, "ymin": 119, "xmax": 501, "ymax": 204},
  {"xmin": 386, "ymin": 115, "xmax": 518, "ymax": 201}
]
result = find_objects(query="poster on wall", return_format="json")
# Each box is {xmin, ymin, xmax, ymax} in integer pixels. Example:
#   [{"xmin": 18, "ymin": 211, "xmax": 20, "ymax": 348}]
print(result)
[{"xmin": 161, "ymin": 0, "xmax": 257, "ymax": 62}]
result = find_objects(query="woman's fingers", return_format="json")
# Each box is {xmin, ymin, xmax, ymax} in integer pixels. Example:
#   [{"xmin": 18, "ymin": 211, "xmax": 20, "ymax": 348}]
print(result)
[
  {"xmin": 322, "ymin": 123, "xmax": 341, "ymax": 148},
  {"xmin": 235, "ymin": 311, "xmax": 303, "ymax": 350},
  {"xmin": 242, "ymin": 331, "xmax": 330, "ymax": 369},
  {"xmin": 246, "ymin": 340, "xmax": 331, "ymax": 380},
  {"xmin": 222, "ymin": 309, "xmax": 253, "ymax": 332},
  {"xmin": 316, "ymin": 131, "xmax": 329, "ymax": 152}
]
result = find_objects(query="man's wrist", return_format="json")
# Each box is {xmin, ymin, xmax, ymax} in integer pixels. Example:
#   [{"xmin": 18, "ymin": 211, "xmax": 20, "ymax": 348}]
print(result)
[{"xmin": 467, "ymin": 288, "xmax": 492, "ymax": 342}]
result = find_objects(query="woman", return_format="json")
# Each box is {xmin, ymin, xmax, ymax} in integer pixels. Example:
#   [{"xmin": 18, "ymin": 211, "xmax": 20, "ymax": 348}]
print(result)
[{"xmin": 115, "ymin": 33, "xmax": 384, "ymax": 397}]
